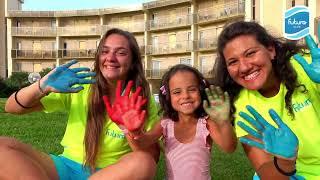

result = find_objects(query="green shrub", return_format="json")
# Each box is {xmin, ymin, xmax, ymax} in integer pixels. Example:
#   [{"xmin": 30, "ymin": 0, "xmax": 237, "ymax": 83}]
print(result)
[{"xmin": 39, "ymin": 68, "xmax": 52, "ymax": 78}]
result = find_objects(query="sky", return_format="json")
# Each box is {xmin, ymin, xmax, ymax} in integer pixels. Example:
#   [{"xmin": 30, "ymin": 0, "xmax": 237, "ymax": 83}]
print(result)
[{"xmin": 22, "ymin": 0, "xmax": 154, "ymax": 11}]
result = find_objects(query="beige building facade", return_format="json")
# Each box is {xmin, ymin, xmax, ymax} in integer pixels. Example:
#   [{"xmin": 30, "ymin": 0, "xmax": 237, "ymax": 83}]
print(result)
[
  {"xmin": 1, "ymin": 0, "xmax": 23, "ymax": 78},
  {"xmin": 4, "ymin": 0, "xmax": 320, "ymax": 93}
]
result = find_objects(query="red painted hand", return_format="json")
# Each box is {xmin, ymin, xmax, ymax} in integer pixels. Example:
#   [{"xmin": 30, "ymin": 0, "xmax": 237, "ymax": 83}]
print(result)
[{"xmin": 103, "ymin": 80, "xmax": 147, "ymax": 131}]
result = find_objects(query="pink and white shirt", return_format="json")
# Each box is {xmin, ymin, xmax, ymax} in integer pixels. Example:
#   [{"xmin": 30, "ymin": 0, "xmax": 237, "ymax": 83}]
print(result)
[{"xmin": 161, "ymin": 118, "xmax": 211, "ymax": 180}]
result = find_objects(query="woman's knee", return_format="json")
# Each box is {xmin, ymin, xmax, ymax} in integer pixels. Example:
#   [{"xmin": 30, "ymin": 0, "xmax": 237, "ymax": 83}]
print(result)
[
  {"xmin": 120, "ymin": 151, "xmax": 157, "ymax": 179},
  {"xmin": 0, "ymin": 137, "xmax": 21, "ymax": 150}
]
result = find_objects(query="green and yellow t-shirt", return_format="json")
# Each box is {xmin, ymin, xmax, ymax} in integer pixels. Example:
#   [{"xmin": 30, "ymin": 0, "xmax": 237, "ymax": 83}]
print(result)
[
  {"xmin": 41, "ymin": 84, "xmax": 159, "ymax": 168},
  {"xmin": 234, "ymin": 58, "xmax": 320, "ymax": 179}
]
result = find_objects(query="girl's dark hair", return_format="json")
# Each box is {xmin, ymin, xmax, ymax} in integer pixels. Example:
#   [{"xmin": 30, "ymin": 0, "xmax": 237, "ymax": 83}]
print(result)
[
  {"xmin": 159, "ymin": 64, "xmax": 209, "ymax": 121},
  {"xmin": 213, "ymin": 21, "xmax": 306, "ymax": 119},
  {"xmin": 84, "ymin": 28, "xmax": 150, "ymax": 171}
]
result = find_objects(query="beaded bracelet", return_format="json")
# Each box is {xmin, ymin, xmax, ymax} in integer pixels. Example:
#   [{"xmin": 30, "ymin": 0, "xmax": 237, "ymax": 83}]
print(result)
[{"xmin": 274, "ymin": 156, "xmax": 297, "ymax": 176}]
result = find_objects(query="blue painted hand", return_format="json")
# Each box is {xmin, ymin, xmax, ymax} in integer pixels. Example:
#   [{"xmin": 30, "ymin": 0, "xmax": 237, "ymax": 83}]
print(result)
[
  {"xmin": 293, "ymin": 35, "xmax": 320, "ymax": 83},
  {"xmin": 237, "ymin": 105, "xmax": 299, "ymax": 159},
  {"xmin": 40, "ymin": 59, "xmax": 96, "ymax": 93}
]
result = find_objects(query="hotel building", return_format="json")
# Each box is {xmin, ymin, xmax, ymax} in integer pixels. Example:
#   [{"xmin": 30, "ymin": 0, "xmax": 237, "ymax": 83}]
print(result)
[{"xmin": 4, "ymin": 0, "xmax": 320, "ymax": 93}]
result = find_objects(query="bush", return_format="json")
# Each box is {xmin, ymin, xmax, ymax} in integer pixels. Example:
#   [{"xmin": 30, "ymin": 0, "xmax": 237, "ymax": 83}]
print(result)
[
  {"xmin": 39, "ymin": 68, "xmax": 52, "ymax": 78},
  {"xmin": 6, "ymin": 72, "xmax": 30, "ymax": 89},
  {"xmin": 0, "ymin": 72, "xmax": 30, "ymax": 98},
  {"xmin": 0, "ymin": 77, "xmax": 7, "ymax": 97}
]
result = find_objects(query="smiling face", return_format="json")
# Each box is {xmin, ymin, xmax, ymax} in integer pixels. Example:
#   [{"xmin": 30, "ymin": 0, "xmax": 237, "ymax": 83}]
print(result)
[
  {"xmin": 169, "ymin": 71, "xmax": 201, "ymax": 117},
  {"xmin": 99, "ymin": 34, "xmax": 132, "ymax": 82},
  {"xmin": 223, "ymin": 35, "xmax": 277, "ymax": 92}
]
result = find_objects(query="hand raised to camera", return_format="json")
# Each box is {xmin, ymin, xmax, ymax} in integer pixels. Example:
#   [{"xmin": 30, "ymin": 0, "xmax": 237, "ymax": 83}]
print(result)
[
  {"xmin": 237, "ymin": 105, "xmax": 299, "ymax": 159},
  {"xmin": 40, "ymin": 59, "xmax": 96, "ymax": 93},
  {"xmin": 293, "ymin": 34, "xmax": 320, "ymax": 83},
  {"xmin": 103, "ymin": 80, "xmax": 147, "ymax": 132},
  {"xmin": 203, "ymin": 85, "xmax": 230, "ymax": 124}
]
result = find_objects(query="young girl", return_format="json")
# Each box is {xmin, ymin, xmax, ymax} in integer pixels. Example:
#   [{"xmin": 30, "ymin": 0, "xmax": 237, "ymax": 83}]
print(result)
[{"xmin": 104, "ymin": 64, "xmax": 237, "ymax": 180}]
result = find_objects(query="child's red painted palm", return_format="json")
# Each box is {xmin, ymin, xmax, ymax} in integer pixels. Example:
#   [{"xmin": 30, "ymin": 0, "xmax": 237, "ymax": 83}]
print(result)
[
  {"xmin": 203, "ymin": 85, "xmax": 230, "ymax": 123},
  {"xmin": 103, "ymin": 80, "xmax": 147, "ymax": 131}
]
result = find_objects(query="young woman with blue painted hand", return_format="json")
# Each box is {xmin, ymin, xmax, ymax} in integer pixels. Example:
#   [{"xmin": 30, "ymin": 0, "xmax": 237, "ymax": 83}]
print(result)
[
  {"xmin": 3, "ymin": 28, "xmax": 160, "ymax": 180},
  {"xmin": 213, "ymin": 21, "xmax": 320, "ymax": 179}
]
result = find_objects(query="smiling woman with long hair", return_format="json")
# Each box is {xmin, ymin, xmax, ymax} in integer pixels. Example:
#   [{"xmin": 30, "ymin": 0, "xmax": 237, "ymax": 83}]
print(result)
[{"xmin": 2, "ymin": 28, "xmax": 160, "ymax": 180}]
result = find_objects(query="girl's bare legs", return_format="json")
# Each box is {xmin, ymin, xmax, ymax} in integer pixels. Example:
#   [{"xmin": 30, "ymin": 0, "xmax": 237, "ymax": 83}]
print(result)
[
  {"xmin": 89, "ymin": 151, "xmax": 157, "ymax": 180},
  {"xmin": 0, "ymin": 137, "xmax": 59, "ymax": 180}
]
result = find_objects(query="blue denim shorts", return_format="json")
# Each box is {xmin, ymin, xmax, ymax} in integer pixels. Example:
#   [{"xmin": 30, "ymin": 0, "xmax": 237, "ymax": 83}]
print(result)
[
  {"xmin": 253, "ymin": 172, "xmax": 305, "ymax": 180},
  {"xmin": 50, "ymin": 154, "xmax": 100, "ymax": 180}
]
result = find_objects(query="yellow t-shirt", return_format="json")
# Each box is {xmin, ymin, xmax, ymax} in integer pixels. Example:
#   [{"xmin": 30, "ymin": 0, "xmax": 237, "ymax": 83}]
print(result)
[
  {"xmin": 40, "ymin": 84, "xmax": 159, "ymax": 168},
  {"xmin": 234, "ymin": 58, "xmax": 320, "ymax": 179}
]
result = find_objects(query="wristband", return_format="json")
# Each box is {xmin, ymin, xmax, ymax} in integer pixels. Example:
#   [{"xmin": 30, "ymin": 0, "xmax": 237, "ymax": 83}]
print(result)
[
  {"xmin": 14, "ymin": 89, "xmax": 32, "ymax": 109},
  {"xmin": 274, "ymin": 156, "xmax": 297, "ymax": 176}
]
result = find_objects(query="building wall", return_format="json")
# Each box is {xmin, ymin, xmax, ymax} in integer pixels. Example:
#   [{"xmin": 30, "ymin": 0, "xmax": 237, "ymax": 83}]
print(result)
[
  {"xmin": 5, "ymin": 0, "xmax": 319, "ymax": 93},
  {"xmin": 0, "ymin": 0, "xmax": 6, "ymax": 78}
]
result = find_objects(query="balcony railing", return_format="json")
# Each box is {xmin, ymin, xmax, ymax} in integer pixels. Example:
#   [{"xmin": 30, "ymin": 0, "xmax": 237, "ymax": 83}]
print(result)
[
  {"xmin": 107, "ymin": 22, "xmax": 145, "ymax": 33},
  {"xmin": 59, "ymin": 49, "xmax": 96, "ymax": 58},
  {"xmin": 147, "ymin": 40, "xmax": 193, "ymax": 55},
  {"xmin": 143, "ymin": 0, "xmax": 191, "ymax": 9},
  {"xmin": 145, "ymin": 69, "xmax": 168, "ymax": 79},
  {"xmin": 198, "ymin": 38, "xmax": 218, "ymax": 51},
  {"xmin": 147, "ymin": 14, "xmax": 193, "ymax": 30},
  {"xmin": 11, "ymin": 27, "xmax": 57, "ymax": 36},
  {"xmin": 198, "ymin": 1, "xmax": 245, "ymax": 23},
  {"xmin": 57, "ymin": 25, "xmax": 101, "ymax": 36},
  {"xmin": 11, "ymin": 49, "xmax": 57, "ymax": 59}
]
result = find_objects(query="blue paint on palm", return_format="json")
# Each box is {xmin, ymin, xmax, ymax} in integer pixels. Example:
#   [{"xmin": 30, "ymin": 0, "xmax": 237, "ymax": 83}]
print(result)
[
  {"xmin": 293, "ymin": 34, "xmax": 320, "ymax": 83},
  {"xmin": 238, "ymin": 105, "xmax": 299, "ymax": 159},
  {"xmin": 42, "ymin": 60, "xmax": 96, "ymax": 93}
]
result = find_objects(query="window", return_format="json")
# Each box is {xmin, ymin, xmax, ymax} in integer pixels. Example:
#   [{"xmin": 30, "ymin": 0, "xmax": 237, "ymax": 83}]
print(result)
[
  {"xmin": 252, "ymin": 0, "xmax": 256, "ymax": 20},
  {"xmin": 151, "ymin": 13, "xmax": 158, "ymax": 28},
  {"xmin": 51, "ymin": 20, "xmax": 56, "ymax": 27},
  {"xmin": 200, "ymin": 57, "xmax": 206, "ymax": 73},
  {"xmin": 152, "ymin": 36, "xmax": 158, "ymax": 53},
  {"xmin": 15, "ymin": 62, "xmax": 21, "ymax": 72},
  {"xmin": 180, "ymin": 58, "xmax": 191, "ymax": 65},
  {"xmin": 199, "ymin": 31, "xmax": 204, "ymax": 48},
  {"xmin": 16, "ymin": 20, "xmax": 21, "ymax": 27},
  {"xmin": 17, "ymin": 42, "xmax": 22, "ymax": 50},
  {"xmin": 187, "ymin": 7, "xmax": 191, "ymax": 14},
  {"xmin": 152, "ymin": 61, "xmax": 160, "ymax": 77},
  {"xmin": 169, "ymin": 34, "xmax": 176, "ymax": 49},
  {"xmin": 292, "ymin": 0, "xmax": 295, "ymax": 7}
]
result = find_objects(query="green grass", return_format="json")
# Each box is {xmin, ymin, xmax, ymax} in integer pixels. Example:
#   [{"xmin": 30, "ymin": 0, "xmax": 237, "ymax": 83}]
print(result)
[{"xmin": 0, "ymin": 98, "xmax": 254, "ymax": 179}]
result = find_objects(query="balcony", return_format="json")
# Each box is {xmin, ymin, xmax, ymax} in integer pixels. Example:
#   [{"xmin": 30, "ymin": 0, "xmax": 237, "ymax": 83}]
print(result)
[
  {"xmin": 107, "ymin": 22, "xmax": 145, "ymax": 33},
  {"xmin": 11, "ymin": 27, "xmax": 57, "ymax": 37},
  {"xmin": 147, "ymin": 14, "xmax": 193, "ymax": 31},
  {"xmin": 145, "ymin": 69, "xmax": 168, "ymax": 79},
  {"xmin": 198, "ymin": 38, "xmax": 217, "ymax": 51},
  {"xmin": 59, "ymin": 49, "xmax": 96, "ymax": 58},
  {"xmin": 11, "ymin": 49, "xmax": 57, "ymax": 59},
  {"xmin": 57, "ymin": 25, "xmax": 101, "ymax": 36},
  {"xmin": 143, "ymin": 0, "xmax": 191, "ymax": 9},
  {"xmin": 198, "ymin": 1, "xmax": 245, "ymax": 24},
  {"xmin": 147, "ymin": 40, "xmax": 193, "ymax": 55}
]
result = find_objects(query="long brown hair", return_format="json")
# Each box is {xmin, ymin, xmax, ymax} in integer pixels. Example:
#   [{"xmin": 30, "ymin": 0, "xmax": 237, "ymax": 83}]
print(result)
[{"xmin": 84, "ymin": 28, "xmax": 150, "ymax": 171}]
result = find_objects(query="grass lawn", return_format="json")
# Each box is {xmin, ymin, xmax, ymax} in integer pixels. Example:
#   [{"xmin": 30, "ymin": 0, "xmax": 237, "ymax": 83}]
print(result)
[{"xmin": 0, "ymin": 98, "xmax": 254, "ymax": 179}]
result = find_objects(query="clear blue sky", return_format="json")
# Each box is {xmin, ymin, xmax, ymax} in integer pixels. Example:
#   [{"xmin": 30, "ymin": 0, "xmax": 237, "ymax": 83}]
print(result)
[{"xmin": 22, "ymin": 0, "xmax": 153, "ymax": 10}]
